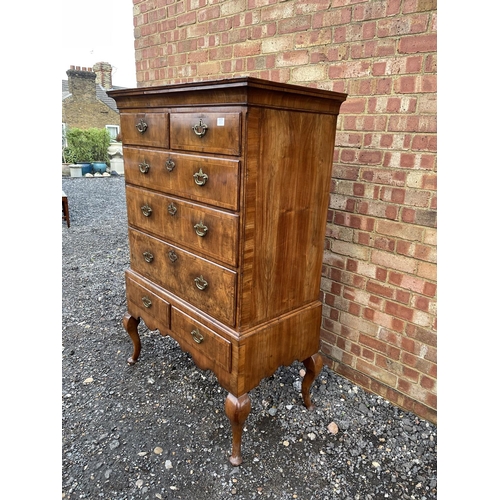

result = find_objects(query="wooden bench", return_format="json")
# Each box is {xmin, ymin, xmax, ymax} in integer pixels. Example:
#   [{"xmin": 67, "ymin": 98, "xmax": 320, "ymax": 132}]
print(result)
[{"xmin": 62, "ymin": 191, "xmax": 70, "ymax": 228}]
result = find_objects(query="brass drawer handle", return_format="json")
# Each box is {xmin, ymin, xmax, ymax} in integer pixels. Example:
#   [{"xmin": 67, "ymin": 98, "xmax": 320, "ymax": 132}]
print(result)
[
  {"xmin": 139, "ymin": 161, "xmax": 150, "ymax": 174},
  {"xmin": 194, "ymin": 275, "xmax": 208, "ymax": 290},
  {"xmin": 136, "ymin": 118, "xmax": 148, "ymax": 134},
  {"xmin": 143, "ymin": 251, "xmax": 154, "ymax": 263},
  {"xmin": 142, "ymin": 296, "xmax": 152, "ymax": 308},
  {"xmin": 165, "ymin": 159, "xmax": 176, "ymax": 172},
  {"xmin": 141, "ymin": 204, "xmax": 152, "ymax": 217},
  {"xmin": 192, "ymin": 119, "xmax": 208, "ymax": 137},
  {"xmin": 194, "ymin": 221, "xmax": 208, "ymax": 237},
  {"xmin": 191, "ymin": 328, "xmax": 204, "ymax": 344},
  {"xmin": 168, "ymin": 202, "xmax": 177, "ymax": 216},
  {"xmin": 168, "ymin": 249, "xmax": 178, "ymax": 263},
  {"xmin": 193, "ymin": 168, "xmax": 208, "ymax": 186}
]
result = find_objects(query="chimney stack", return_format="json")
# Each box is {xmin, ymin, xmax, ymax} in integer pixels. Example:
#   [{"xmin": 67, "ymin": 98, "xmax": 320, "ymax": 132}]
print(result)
[
  {"xmin": 66, "ymin": 66, "xmax": 96, "ymax": 98},
  {"xmin": 93, "ymin": 62, "xmax": 113, "ymax": 90}
]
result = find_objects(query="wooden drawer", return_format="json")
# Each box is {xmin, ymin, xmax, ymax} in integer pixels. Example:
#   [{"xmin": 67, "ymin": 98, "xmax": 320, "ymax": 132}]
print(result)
[
  {"xmin": 126, "ymin": 185, "xmax": 239, "ymax": 267},
  {"xmin": 123, "ymin": 147, "xmax": 240, "ymax": 211},
  {"xmin": 126, "ymin": 274, "xmax": 171, "ymax": 333},
  {"xmin": 171, "ymin": 307, "xmax": 232, "ymax": 373},
  {"xmin": 128, "ymin": 228, "xmax": 237, "ymax": 326},
  {"xmin": 121, "ymin": 112, "xmax": 169, "ymax": 148},
  {"xmin": 170, "ymin": 112, "xmax": 241, "ymax": 156}
]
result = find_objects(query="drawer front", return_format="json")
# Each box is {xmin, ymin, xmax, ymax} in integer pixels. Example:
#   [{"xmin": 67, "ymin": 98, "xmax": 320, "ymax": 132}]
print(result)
[
  {"xmin": 171, "ymin": 307, "xmax": 232, "ymax": 373},
  {"xmin": 126, "ymin": 185, "xmax": 239, "ymax": 267},
  {"xmin": 126, "ymin": 275, "xmax": 171, "ymax": 333},
  {"xmin": 170, "ymin": 112, "xmax": 241, "ymax": 156},
  {"xmin": 121, "ymin": 112, "xmax": 169, "ymax": 148},
  {"xmin": 124, "ymin": 147, "xmax": 240, "ymax": 211},
  {"xmin": 128, "ymin": 228, "xmax": 237, "ymax": 326}
]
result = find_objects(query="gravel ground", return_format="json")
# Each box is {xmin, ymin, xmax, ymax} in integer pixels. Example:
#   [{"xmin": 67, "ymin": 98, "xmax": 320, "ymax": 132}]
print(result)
[{"xmin": 62, "ymin": 175, "xmax": 437, "ymax": 500}]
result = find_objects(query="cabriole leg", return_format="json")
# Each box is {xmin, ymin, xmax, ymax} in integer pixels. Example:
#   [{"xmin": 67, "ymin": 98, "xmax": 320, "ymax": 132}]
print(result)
[
  {"xmin": 122, "ymin": 313, "xmax": 141, "ymax": 365},
  {"xmin": 301, "ymin": 353, "xmax": 323, "ymax": 410},
  {"xmin": 224, "ymin": 393, "xmax": 251, "ymax": 466}
]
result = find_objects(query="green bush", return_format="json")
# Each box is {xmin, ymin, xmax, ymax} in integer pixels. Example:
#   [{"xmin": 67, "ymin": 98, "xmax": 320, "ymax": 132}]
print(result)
[{"xmin": 64, "ymin": 127, "xmax": 111, "ymax": 165}]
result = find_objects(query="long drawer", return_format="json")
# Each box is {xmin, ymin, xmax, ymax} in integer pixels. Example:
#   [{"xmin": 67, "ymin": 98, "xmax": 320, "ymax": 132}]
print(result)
[
  {"xmin": 123, "ymin": 147, "xmax": 240, "ymax": 211},
  {"xmin": 128, "ymin": 228, "xmax": 237, "ymax": 326},
  {"xmin": 126, "ymin": 185, "xmax": 239, "ymax": 267}
]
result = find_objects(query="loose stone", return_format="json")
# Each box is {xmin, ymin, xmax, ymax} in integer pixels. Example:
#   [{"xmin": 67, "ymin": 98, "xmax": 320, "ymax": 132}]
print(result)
[{"xmin": 328, "ymin": 422, "xmax": 339, "ymax": 434}]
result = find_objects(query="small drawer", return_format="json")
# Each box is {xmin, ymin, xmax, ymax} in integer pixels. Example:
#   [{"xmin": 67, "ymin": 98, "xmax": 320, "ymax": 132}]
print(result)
[
  {"xmin": 170, "ymin": 112, "xmax": 241, "ymax": 156},
  {"xmin": 126, "ymin": 275, "xmax": 171, "ymax": 333},
  {"xmin": 126, "ymin": 185, "xmax": 239, "ymax": 267},
  {"xmin": 128, "ymin": 229, "xmax": 237, "ymax": 326},
  {"xmin": 171, "ymin": 307, "xmax": 232, "ymax": 373},
  {"xmin": 121, "ymin": 112, "xmax": 169, "ymax": 148},
  {"xmin": 123, "ymin": 147, "xmax": 240, "ymax": 211}
]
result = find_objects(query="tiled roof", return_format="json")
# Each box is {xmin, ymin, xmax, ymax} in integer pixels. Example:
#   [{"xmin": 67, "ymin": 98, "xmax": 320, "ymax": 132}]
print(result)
[
  {"xmin": 62, "ymin": 80, "xmax": 125, "ymax": 113},
  {"xmin": 62, "ymin": 80, "xmax": 71, "ymax": 100}
]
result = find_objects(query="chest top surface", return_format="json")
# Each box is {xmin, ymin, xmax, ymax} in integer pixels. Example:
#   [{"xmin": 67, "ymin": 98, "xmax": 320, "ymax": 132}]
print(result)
[{"xmin": 108, "ymin": 76, "xmax": 347, "ymax": 113}]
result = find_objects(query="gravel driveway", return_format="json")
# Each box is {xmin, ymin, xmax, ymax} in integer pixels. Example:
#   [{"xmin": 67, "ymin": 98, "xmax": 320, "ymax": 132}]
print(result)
[{"xmin": 62, "ymin": 175, "xmax": 437, "ymax": 500}]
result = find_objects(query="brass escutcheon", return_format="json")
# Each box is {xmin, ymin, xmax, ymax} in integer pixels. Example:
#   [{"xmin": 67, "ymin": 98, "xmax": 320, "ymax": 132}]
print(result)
[
  {"xmin": 193, "ymin": 168, "xmax": 208, "ymax": 186},
  {"xmin": 143, "ymin": 251, "xmax": 154, "ymax": 263},
  {"xmin": 141, "ymin": 204, "xmax": 152, "ymax": 217},
  {"xmin": 136, "ymin": 118, "xmax": 148, "ymax": 134},
  {"xmin": 165, "ymin": 159, "xmax": 176, "ymax": 172},
  {"xmin": 168, "ymin": 202, "xmax": 177, "ymax": 216},
  {"xmin": 194, "ymin": 221, "xmax": 208, "ymax": 237},
  {"xmin": 191, "ymin": 328, "xmax": 204, "ymax": 344},
  {"xmin": 194, "ymin": 275, "xmax": 208, "ymax": 290},
  {"xmin": 139, "ymin": 161, "xmax": 150, "ymax": 174},
  {"xmin": 168, "ymin": 249, "xmax": 178, "ymax": 263},
  {"xmin": 142, "ymin": 296, "xmax": 152, "ymax": 308},
  {"xmin": 192, "ymin": 118, "xmax": 208, "ymax": 137}
]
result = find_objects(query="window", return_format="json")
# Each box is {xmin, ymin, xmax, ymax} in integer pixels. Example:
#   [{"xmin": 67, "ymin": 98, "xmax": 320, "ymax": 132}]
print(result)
[{"xmin": 106, "ymin": 125, "xmax": 120, "ymax": 140}]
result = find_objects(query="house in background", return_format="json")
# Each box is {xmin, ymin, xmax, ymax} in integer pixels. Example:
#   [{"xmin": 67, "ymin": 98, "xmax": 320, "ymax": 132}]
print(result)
[{"xmin": 62, "ymin": 62, "xmax": 124, "ymax": 145}]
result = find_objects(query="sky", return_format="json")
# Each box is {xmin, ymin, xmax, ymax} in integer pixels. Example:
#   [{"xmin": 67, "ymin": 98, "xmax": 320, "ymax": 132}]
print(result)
[{"xmin": 61, "ymin": 0, "xmax": 137, "ymax": 88}]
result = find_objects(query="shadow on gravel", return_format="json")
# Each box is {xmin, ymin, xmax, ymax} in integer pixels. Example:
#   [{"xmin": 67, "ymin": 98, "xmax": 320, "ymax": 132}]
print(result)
[{"xmin": 62, "ymin": 176, "xmax": 437, "ymax": 500}]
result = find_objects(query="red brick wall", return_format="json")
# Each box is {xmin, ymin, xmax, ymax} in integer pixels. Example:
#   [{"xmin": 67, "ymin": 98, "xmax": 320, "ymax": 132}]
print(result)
[{"xmin": 132, "ymin": 0, "xmax": 437, "ymax": 424}]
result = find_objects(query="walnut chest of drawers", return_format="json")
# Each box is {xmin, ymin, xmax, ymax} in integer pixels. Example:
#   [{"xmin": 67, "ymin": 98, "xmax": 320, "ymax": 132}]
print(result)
[{"xmin": 108, "ymin": 77, "xmax": 347, "ymax": 465}]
